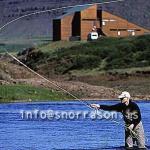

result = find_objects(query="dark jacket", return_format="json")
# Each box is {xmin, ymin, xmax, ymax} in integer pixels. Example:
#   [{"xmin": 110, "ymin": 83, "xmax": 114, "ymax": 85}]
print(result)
[{"xmin": 100, "ymin": 101, "xmax": 141, "ymax": 127}]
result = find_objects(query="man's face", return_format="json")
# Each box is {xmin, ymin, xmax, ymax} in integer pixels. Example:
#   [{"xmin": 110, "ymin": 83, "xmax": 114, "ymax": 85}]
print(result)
[{"xmin": 121, "ymin": 97, "xmax": 129, "ymax": 106}]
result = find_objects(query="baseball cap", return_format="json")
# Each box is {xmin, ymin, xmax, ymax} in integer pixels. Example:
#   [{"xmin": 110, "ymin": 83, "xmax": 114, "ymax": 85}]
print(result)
[{"xmin": 118, "ymin": 91, "xmax": 131, "ymax": 99}]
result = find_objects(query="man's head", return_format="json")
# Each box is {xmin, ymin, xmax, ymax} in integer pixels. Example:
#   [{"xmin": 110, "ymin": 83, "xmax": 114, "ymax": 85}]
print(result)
[{"xmin": 118, "ymin": 91, "xmax": 131, "ymax": 106}]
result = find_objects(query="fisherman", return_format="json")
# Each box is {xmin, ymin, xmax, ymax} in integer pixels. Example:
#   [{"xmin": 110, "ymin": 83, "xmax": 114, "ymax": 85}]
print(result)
[{"xmin": 90, "ymin": 91, "xmax": 146, "ymax": 149}]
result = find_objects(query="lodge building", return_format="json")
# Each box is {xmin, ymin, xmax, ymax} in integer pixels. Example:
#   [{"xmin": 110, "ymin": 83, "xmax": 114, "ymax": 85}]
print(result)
[{"xmin": 53, "ymin": 4, "xmax": 150, "ymax": 41}]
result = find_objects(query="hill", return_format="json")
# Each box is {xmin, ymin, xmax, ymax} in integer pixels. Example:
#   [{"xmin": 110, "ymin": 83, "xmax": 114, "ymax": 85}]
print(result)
[
  {"xmin": 20, "ymin": 35, "xmax": 150, "ymax": 74},
  {"xmin": 0, "ymin": 53, "xmax": 121, "ymax": 102},
  {"xmin": 0, "ymin": 0, "xmax": 150, "ymax": 40},
  {"xmin": 0, "ymin": 35, "xmax": 150, "ymax": 101},
  {"xmin": 17, "ymin": 35, "xmax": 150, "ymax": 99}
]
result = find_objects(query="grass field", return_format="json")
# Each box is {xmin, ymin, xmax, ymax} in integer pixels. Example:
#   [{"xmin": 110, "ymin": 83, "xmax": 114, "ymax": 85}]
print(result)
[{"xmin": 0, "ymin": 84, "xmax": 69, "ymax": 103}]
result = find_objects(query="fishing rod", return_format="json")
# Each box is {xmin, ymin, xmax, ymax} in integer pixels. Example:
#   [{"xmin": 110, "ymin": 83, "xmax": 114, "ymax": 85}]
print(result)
[
  {"xmin": 95, "ymin": 108, "xmax": 141, "ymax": 140},
  {"xmin": 5, "ymin": 50, "xmax": 143, "ymax": 141},
  {"xmin": 5, "ymin": 51, "xmax": 91, "ymax": 108},
  {"xmin": 5, "ymin": 46, "xmax": 145, "ymax": 146},
  {"xmin": 6, "ymin": 51, "xmax": 141, "ymax": 141},
  {"xmin": 5, "ymin": 52, "xmax": 139, "ymax": 139}
]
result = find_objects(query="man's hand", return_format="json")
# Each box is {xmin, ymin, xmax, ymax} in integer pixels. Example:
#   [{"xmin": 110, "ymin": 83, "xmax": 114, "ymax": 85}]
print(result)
[
  {"xmin": 90, "ymin": 104, "xmax": 100, "ymax": 109},
  {"xmin": 128, "ymin": 124, "xmax": 134, "ymax": 130}
]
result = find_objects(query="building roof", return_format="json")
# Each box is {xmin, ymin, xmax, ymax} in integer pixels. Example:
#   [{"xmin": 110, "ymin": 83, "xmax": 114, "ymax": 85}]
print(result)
[{"xmin": 54, "ymin": 5, "xmax": 91, "ymax": 20}]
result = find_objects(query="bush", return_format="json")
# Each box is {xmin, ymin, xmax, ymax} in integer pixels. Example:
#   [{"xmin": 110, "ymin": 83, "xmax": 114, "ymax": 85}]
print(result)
[{"xmin": 21, "ymin": 35, "xmax": 150, "ymax": 73}]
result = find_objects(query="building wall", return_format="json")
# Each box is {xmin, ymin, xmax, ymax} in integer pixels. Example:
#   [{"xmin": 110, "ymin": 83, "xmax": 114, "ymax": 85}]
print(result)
[
  {"xmin": 102, "ymin": 11, "xmax": 150, "ymax": 37},
  {"xmin": 81, "ymin": 4, "xmax": 97, "ymax": 20},
  {"xmin": 80, "ymin": 21, "xmax": 95, "ymax": 40},
  {"xmin": 80, "ymin": 4, "xmax": 100, "ymax": 40},
  {"xmin": 61, "ymin": 15, "xmax": 74, "ymax": 40}
]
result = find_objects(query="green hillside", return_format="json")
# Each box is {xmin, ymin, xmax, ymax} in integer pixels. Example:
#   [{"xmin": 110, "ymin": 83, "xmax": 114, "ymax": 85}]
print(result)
[
  {"xmin": 21, "ymin": 35, "xmax": 150, "ymax": 75},
  {"xmin": 1, "ymin": 35, "xmax": 150, "ymax": 102}
]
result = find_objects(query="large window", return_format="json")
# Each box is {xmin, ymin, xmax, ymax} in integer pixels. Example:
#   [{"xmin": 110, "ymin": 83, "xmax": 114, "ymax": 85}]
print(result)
[{"xmin": 128, "ymin": 29, "xmax": 136, "ymax": 36}]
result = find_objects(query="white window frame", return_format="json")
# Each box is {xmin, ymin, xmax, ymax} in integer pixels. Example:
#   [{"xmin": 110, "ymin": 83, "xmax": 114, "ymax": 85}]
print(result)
[
  {"xmin": 102, "ymin": 21, "xmax": 106, "ymax": 26},
  {"xmin": 132, "ymin": 31, "xmax": 135, "ymax": 36},
  {"xmin": 118, "ymin": 31, "xmax": 121, "ymax": 36}
]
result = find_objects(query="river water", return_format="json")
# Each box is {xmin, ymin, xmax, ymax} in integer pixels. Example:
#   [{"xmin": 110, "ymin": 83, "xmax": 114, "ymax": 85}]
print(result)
[{"xmin": 0, "ymin": 101, "xmax": 149, "ymax": 150}]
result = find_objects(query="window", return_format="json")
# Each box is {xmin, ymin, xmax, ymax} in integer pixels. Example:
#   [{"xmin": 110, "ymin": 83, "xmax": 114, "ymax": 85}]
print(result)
[
  {"xmin": 128, "ymin": 29, "xmax": 134, "ymax": 32},
  {"xmin": 102, "ymin": 21, "xmax": 106, "ymax": 26},
  {"xmin": 118, "ymin": 31, "xmax": 121, "ymax": 36},
  {"xmin": 132, "ymin": 31, "xmax": 135, "ymax": 36},
  {"xmin": 109, "ymin": 19, "xmax": 116, "ymax": 22},
  {"xmin": 128, "ymin": 29, "xmax": 136, "ymax": 36},
  {"xmin": 110, "ymin": 29, "xmax": 127, "ymax": 31}
]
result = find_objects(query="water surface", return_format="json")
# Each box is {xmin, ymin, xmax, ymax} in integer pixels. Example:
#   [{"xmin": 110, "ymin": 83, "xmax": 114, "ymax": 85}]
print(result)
[{"xmin": 0, "ymin": 101, "xmax": 149, "ymax": 150}]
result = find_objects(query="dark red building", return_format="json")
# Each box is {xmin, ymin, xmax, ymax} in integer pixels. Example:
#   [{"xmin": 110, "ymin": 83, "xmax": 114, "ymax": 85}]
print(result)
[{"xmin": 53, "ymin": 4, "xmax": 150, "ymax": 41}]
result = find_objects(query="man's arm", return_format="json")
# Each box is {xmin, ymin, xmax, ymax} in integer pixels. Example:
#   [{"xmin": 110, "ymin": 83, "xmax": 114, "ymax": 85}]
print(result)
[
  {"xmin": 100, "ymin": 103, "xmax": 123, "ymax": 112},
  {"xmin": 90, "ymin": 103, "xmax": 123, "ymax": 112}
]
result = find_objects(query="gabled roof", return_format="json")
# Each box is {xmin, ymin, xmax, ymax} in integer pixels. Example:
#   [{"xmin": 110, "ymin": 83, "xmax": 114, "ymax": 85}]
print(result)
[{"xmin": 54, "ymin": 5, "xmax": 91, "ymax": 20}]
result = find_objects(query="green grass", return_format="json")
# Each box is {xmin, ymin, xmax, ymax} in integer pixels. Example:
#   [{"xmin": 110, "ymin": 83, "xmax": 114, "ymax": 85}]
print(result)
[
  {"xmin": 1, "ymin": 35, "xmax": 150, "ymax": 76},
  {"xmin": 37, "ymin": 40, "xmax": 87, "ymax": 53},
  {"xmin": 0, "ymin": 84, "xmax": 70, "ymax": 103},
  {"xmin": 70, "ymin": 66, "xmax": 150, "ymax": 76},
  {"xmin": 24, "ymin": 35, "xmax": 150, "ymax": 75}
]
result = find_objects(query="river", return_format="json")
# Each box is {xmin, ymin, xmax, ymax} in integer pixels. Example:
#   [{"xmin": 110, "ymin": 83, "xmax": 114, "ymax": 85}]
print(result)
[{"xmin": 0, "ymin": 101, "xmax": 149, "ymax": 150}]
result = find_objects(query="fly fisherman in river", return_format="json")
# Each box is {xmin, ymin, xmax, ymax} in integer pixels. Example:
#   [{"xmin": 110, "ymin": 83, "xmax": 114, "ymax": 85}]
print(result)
[{"xmin": 90, "ymin": 91, "xmax": 146, "ymax": 150}]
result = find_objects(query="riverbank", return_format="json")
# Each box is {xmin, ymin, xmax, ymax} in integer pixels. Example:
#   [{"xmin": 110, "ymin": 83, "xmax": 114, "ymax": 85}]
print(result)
[
  {"xmin": 0, "ymin": 78, "xmax": 120, "ymax": 103},
  {"xmin": 0, "ymin": 35, "xmax": 150, "ymax": 103},
  {"xmin": 0, "ymin": 77, "xmax": 150, "ymax": 103},
  {"xmin": 0, "ymin": 84, "xmax": 70, "ymax": 103}
]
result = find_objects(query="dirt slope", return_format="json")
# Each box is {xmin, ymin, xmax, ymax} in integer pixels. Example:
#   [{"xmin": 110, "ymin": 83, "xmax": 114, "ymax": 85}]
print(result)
[
  {"xmin": 0, "ymin": 54, "xmax": 120, "ymax": 99},
  {"xmin": 1, "ymin": 54, "xmax": 149, "ymax": 100}
]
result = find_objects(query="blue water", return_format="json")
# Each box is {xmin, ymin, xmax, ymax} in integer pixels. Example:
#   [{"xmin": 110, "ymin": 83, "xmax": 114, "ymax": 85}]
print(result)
[{"xmin": 0, "ymin": 101, "xmax": 150, "ymax": 150}]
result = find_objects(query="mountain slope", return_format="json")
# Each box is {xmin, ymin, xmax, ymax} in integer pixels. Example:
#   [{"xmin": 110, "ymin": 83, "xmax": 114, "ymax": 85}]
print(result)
[{"xmin": 0, "ymin": 0, "xmax": 149, "ymax": 39}]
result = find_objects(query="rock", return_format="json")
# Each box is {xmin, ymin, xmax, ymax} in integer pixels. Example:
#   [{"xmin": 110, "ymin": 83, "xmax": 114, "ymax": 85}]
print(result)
[{"xmin": 0, "ymin": 80, "xmax": 10, "ymax": 85}]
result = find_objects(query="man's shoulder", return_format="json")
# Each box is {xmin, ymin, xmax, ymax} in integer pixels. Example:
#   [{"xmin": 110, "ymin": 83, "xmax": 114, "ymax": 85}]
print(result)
[
  {"xmin": 115, "ymin": 103, "xmax": 124, "ymax": 107},
  {"xmin": 130, "ymin": 101, "xmax": 139, "ymax": 108}
]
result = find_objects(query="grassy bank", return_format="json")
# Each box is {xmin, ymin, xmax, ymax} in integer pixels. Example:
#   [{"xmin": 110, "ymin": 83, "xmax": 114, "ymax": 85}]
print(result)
[
  {"xmin": 1, "ymin": 35, "xmax": 150, "ymax": 102},
  {"xmin": 0, "ymin": 84, "xmax": 69, "ymax": 103},
  {"xmin": 17, "ymin": 35, "xmax": 150, "ymax": 98}
]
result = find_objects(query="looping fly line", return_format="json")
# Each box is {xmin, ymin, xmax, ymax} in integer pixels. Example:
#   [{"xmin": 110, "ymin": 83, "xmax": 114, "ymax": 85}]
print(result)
[{"xmin": 1, "ymin": 0, "xmax": 142, "ymax": 142}]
